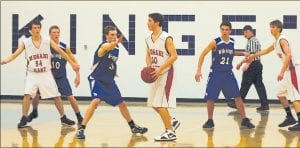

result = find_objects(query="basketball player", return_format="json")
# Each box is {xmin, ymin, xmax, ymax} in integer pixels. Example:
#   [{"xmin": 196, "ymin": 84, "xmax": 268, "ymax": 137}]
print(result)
[
  {"xmin": 146, "ymin": 13, "xmax": 180, "ymax": 141},
  {"xmin": 27, "ymin": 25, "xmax": 83, "ymax": 125},
  {"xmin": 0, "ymin": 21, "xmax": 79, "ymax": 128},
  {"xmin": 195, "ymin": 21, "xmax": 255, "ymax": 129},
  {"xmin": 248, "ymin": 20, "xmax": 300, "ymax": 131},
  {"xmin": 75, "ymin": 26, "xmax": 147, "ymax": 139}
]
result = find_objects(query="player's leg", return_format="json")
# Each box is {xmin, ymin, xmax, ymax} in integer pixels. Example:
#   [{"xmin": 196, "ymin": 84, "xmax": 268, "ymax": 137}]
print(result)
[
  {"xmin": 18, "ymin": 94, "xmax": 32, "ymax": 128},
  {"xmin": 53, "ymin": 96, "xmax": 75, "ymax": 126},
  {"xmin": 67, "ymin": 95, "xmax": 83, "ymax": 124},
  {"xmin": 224, "ymin": 72, "xmax": 255, "ymax": 128},
  {"xmin": 76, "ymin": 98, "xmax": 101, "ymax": 139},
  {"xmin": 27, "ymin": 94, "xmax": 40, "ymax": 122},
  {"xmin": 288, "ymin": 101, "xmax": 300, "ymax": 131},
  {"xmin": 118, "ymin": 101, "xmax": 148, "ymax": 134},
  {"xmin": 153, "ymin": 107, "xmax": 176, "ymax": 141}
]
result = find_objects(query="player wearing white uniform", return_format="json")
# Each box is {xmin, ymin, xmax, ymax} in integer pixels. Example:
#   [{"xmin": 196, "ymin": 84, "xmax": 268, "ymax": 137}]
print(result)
[
  {"xmin": 1, "ymin": 21, "xmax": 79, "ymax": 128},
  {"xmin": 249, "ymin": 20, "xmax": 300, "ymax": 131},
  {"xmin": 145, "ymin": 13, "xmax": 180, "ymax": 141}
]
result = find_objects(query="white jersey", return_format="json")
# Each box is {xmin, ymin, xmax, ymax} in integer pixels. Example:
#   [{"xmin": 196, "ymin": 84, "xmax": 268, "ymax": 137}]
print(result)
[
  {"xmin": 146, "ymin": 31, "xmax": 172, "ymax": 68},
  {"xmin": 24, "ymin": 36, "xmax": 52, "ymax": 72},
  {"xmin": 274, "ymin": 35, "xmax": 300, "ymax": 65}
]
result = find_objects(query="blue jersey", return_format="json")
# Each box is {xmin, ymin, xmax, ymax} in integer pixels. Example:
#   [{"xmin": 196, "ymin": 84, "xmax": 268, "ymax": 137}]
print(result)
[
  {"xmin": 211, "ymin": 37, "xmax": 235, "ymax": 71},
  {"xmin": 90, "ymin": 41, "xmax": 119, "ymax": 84},
  {"xmin": 51, "ymin": 42, "xmax": 67, "ymax": 78}
]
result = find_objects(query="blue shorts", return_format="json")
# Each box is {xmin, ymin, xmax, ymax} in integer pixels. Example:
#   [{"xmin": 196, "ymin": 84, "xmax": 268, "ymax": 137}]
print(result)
[
  {"xmin": 88, "ymin": 76, "xmax": 123, "ymax": 106},
  {"xmin": 55, "ymin": 77, "xmax": 73, "ymax": 97},
  {"xmin": 204, "ymin": 70, "xmax": 240, "ymax": 101}
]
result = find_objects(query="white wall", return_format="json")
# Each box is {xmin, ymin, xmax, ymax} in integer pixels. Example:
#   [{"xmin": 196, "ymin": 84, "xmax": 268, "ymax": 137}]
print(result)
[{"xmin": 1, "ymin": 1, "xmax": 300, "ymax": 100}]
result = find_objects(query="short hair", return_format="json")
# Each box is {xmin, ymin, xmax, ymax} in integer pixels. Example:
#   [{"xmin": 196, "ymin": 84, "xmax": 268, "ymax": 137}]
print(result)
[
  {"xmin": 243, "ymin": 25, "xmax": 253, "ymax": 31},
  {"xmin": 148, "ymin": 13, "xmax": 164, "ymax": 27},
  {"xmin": 270, "ymin": 19, "xmax": 283, "ymax": 33},
  {"xmin": 29, "ymin": 20, "xmax": 42, "ymax": 30},
  {"xmin": 220, "ymin": 21, "xmax": 232, "ymax": 30},
  {"xmin": 49, "ymin": 25, "xmax": 60, "ymax": 33},
  {"xmin": 104, "ymin": 26, "xmax": 117, "ymax": 35}
]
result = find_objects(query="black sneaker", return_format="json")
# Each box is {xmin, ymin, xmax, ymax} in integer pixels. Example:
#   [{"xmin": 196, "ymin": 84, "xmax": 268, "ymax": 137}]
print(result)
[
  {"xmin": 75, "ymin": 129, "xmax": 85, "ymax": 139},
  {"xmin": 131, "ymin": 124, "xmax": 148, "ymax": 134},
  {"xmin": 241, "ymin": 118, "xmax": 255, "ymax": 129},
  {"xmin": 18, "ymin": 116, "xmax": 28, "ymax": 128},
  {"xmin": 256, "ymin": 105, "xmax": 269, "ymax": 111},
  {"xmin": 203, "ymin": 119, "xmax": 214, "ymax": 128},
  {"xmin": 288, "ymin": 122, "xmax": 300, "ymax": 131},
  {"xmin": 171, "ymin": 118, "xmax": 181, "ymax": 131},
  {"xmin": 227, "ymin": 99, "xmax": 237, "ymax": 109},
  {"xmin": 61, "ymin": 116, "xmax": 75, "ymax": 126},
  {"xmin": 27, "ymin": 110, "xmax": 38, "ymax": 122},
  {"xmin": 278, "ymin": 116, "xmax": 297, "ymax": 127}
]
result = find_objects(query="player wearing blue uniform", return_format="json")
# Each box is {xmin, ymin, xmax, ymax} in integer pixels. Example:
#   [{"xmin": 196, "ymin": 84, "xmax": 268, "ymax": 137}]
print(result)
[
  {"xmin": 27, "ymin": 25, "xmax": 83, "ymax": 125},
  {"xmin": 75, "ymin": 26, "xmax": 147, "ymax": 139},
  {"xmin": 195, "ymin": 22, "xmax": 255, "ymax": 129}
]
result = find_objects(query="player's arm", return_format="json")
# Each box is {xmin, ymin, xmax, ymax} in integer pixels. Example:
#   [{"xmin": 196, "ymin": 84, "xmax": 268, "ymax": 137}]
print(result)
[
  {"xmin": 146, "ymin": 47, "xmax": 151, "ymax": 67},
  {"xmin": 50, "ymin": 40, "xmax": 79, "ymax": 72},
  {"xmin": 98, "ymin": 36, "xmax": 123, "ymax": 57},
  {"xmin": 66, "ymin": 46, "xmax": 80, "ymax": 87},
  {"xmin": 195, "ymin": 40, "xmax": 216, "ymax": 82},
  {"xmin": 151, "ymin": 37, "xmax": 178, "ymax": 79},
  {"xmin": 234, "ymin": 50, "xmax": 249, "ymax": 56},
  {"xmin": 249, "ymin": 44, "xmax": 274, "ymax": 59},
  {"xmin": 1, "ymin": 43, "xmax": 25, "ymax": 65},
  {"xmin": 278, "ymin": 39, "xmax": 291, "ymax": 81}
]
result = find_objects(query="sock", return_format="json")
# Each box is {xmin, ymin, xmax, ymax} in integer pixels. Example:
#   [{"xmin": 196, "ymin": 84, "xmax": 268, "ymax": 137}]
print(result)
[
  {"xmin": 79, "ymin": 125, "xmax": 86, "ymax": 130},
  {"xmin": 76, "ymin": 112, "xmax": 82, "ymax": 119},
  {"xmin": 60, "ymin": 115, "xmax": 66, "ymax": 120},
  {"xmin": 284, "ymin": 107, "xmax": 293, "ymax": 117},
  {"xmin": 32, "ymin": 108, "xmax": 37, "ymax": 113},
  {"xmin": 128, "ymin": 120, "xmax": 135, "ymax": 129},
  {"xmin": 297, "ymin": 112, "xmax": 300, "ymax": 121}
]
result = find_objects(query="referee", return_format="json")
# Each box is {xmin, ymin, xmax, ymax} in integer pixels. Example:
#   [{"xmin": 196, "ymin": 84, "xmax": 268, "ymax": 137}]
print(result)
[{"xmin": 228, "ymin": 25, "xmax": 269, "ymax": 111}]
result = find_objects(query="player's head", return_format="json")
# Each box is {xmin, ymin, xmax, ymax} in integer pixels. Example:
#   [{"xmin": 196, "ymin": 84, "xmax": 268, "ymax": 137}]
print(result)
[
  {"xmin": 270, "ymin": 20, "xmax": 283, "ymax": 36},
  {"xmin": 104, "ymin": 26, "xmax": 118, "ymax": 42},
  {"xmin": 243, "ymin": 25, "xmax": 254, "ymax": 39},
  {"xmin": 29, "ymin": 20, "xmax": 42, "ymax": 36},
  {"xmin": 49, "ymin": 25, "xmax": 60, "ymax": 42},
  {"xmin": 220, "ymin": 21, "xmax": 232, "ymax": 38},
  {"xmin": 147, "ymin": 13, "xmax": 164, "ymax": 31}
]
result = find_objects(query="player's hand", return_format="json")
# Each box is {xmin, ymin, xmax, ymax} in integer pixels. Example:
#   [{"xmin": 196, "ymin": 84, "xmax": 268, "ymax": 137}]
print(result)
[
  {"xmin": 236, "ymin": 63, "xmax": 242, "ymax": 70},
  {"xmin": 151, "ymin": 67, "xmax": 162, "ymax": 80},
  {"xmin": 243, "ymin": 52, "xmax": 250, "ymax": 57},
  {"xmin": 117, "ymin": 35, "xmax": 124, "ymax": 44},
  {"xmin": 246, "ymin": 54, "xmax": 255, "ymax": 63},
  {"xmin": 74, "ymin": 75, "xmax": 80, "ymax": 88},
  {"xmin": 277, "ymin": 72, "xmax": 284, "ymax": 81},
  {"xmin": 195, "ymin": 71, "xmax": 202, "ymax": 82},
  {"xmin": 0, "ymin": 60, "xmax": 7, "ymax": 65}
]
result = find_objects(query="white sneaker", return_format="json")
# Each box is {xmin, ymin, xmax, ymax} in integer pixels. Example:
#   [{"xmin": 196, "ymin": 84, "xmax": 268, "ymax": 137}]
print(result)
[
  {"xmin": 154, "ymin": 130, "xmax": 176, "ymax": 141},
  {"xmin": 171, "ymin": 118, "xmax": 181, "ymax": 131}
]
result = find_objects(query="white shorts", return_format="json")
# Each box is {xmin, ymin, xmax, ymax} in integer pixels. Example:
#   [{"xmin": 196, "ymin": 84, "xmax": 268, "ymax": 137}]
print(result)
[
  {"xmin": 147, "ymin": 66, "xmax": 176, "ymax": 108},
  {"xmin": 24, "ymin": 71, "xmax": 60, "ymax": 99},
  {"xmin": 277, "ymin": 65, "xmax": 300, "ymax": 101}
]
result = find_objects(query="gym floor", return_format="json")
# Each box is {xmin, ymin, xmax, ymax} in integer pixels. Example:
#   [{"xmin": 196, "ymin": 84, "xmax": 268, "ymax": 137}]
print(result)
[{"xmin": 1, "ymin": 101, "xmax": 300, "ymax": 147}]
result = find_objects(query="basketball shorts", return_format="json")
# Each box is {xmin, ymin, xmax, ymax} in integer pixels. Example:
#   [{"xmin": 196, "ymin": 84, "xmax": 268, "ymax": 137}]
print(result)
[
  {"xmin": 204, "ymin": 70, "xmax": 240, "ymax": 101},
  {"xmin": 277, "ymin": 65, "xmax": 300, "ymax": 101},
  {"xmin": 24, "ymin": 70, "xmax": 60, "ymax": 99},
  {"xmin": 147, "ymin": 66, "xmax": 176, "ymax": 108},
  {"xmin": 88, "ymin": 75, "xmax": 123, "ymax": 106},
  {"xmin": 55, "ymin": 77, "xmax": 73, "ymax": 97}
]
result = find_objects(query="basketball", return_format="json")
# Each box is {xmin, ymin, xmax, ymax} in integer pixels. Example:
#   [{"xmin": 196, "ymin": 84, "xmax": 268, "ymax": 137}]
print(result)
[{"xmin": 141, "ymin": 67, "xmax": 156, "ymax": 83}]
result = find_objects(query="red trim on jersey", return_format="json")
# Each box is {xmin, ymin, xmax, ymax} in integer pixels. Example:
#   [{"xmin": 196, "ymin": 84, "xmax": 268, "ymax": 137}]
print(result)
[
  {"xmin": 165, "ymin": 66, "xmax": 174, "ymax": 101},
  {"xmin": 290, "ymin": 67, "xmax": 299, "ymax": 93}
]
